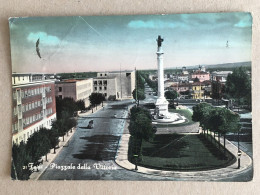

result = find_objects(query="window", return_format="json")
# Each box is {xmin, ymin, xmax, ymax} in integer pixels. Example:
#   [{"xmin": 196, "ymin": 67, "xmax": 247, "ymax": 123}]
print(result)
[
  {"xmin": 100, "ymin": 74, "xmax": 102, "ymax": 76},
  {"xmin": 59, "ymin": 95, "xmax": 62, "ymax": 99},
  {"xmin": 59, "ymin": 87, "xmax": 62, "ymax": 92},
  {"xmin": 104, "ymin": 93, "xmax": 107, "ymax": 97},
  {"xmin": 13, "ymin": 91, "xmax": 16, "ymax": 99},
  {"xmin": 29, "ymin": 103, "xmax": 31, "ymax": 110},
  {"xmin": 32, "ymin": 102, "xmax": 35, "ymax": 109},
  {"xmin": 104, "ymin": 87, "xmax": 107, "ymax": 90},
  {"xmin": 94, "ymin": 87, "xmax": 97, "ymax": 91},
  {"xmin": 99, "ymin": 87, "xmax": 102, "ymax": 90}
]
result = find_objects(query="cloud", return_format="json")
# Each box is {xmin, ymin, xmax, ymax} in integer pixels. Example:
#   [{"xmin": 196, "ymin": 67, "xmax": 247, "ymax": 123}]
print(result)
[
  {"xmin": 27, "ymin": 32, "xmax": 61, "ymax": 46},
  {"xmin": 127, "ymin": 20, "xmax": 177, "ymax": 29},
  {"xmin": 234, "ymin": 14, "xmax": 252, "ymax": 28}
]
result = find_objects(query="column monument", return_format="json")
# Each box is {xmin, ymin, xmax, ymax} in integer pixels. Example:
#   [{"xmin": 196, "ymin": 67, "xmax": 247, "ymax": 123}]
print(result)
[
  {"xmin": 155, "ymin": 36, "xmax": 169, "ymax": 117},
  {"xmin": 153, "ymin": 35, "xmax": 185, "ymax": 124}
]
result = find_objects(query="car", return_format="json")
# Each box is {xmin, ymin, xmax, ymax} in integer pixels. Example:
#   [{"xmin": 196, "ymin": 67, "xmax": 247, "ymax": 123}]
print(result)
[{"xmin": 87, "ymin": 120, "xmax": 94, "ymax": 129}]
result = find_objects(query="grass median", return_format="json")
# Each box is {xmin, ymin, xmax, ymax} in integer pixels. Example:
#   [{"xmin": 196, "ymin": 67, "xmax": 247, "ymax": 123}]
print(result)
[{"xmin": 129, "ymin": 134, "xmax": 235, "ymax": 171}]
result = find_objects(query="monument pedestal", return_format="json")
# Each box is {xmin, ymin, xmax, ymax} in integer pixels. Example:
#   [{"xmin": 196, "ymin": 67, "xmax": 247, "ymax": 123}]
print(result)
[{"xmin": 155, "ymin": 97, "xmax": 168, "ymax": 117}]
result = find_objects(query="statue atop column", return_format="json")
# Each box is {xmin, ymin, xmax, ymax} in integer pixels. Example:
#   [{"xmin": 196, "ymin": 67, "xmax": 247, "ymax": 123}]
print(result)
[{"xmin": 157, "ymin": 35, "xmax": 164, "ymax": 47}]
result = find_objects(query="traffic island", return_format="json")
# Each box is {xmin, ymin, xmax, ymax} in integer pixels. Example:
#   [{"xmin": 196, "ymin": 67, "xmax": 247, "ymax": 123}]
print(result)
[
  {"xmin": 128, "ymin": 134, "xmax": 236, "ymax": 171},
  {"xmin": 115, "ymin": 114, "xmax": 253, "ymax": 181}
]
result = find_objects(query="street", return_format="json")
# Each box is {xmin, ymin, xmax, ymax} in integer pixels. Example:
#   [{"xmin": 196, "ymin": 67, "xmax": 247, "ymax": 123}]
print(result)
[{"xmin": 39, "ymin": 100, "xmax": 176, "ymax": 180}]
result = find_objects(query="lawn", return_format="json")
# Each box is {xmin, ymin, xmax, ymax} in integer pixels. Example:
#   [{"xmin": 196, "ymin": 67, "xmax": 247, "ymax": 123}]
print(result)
[
  {"xmin": 156, "ymin": 109, "xmax": 196, "ymax": 127},
  {"xmin": 133, "ymin": 134, "xmax": 235, "ymax": 171}
]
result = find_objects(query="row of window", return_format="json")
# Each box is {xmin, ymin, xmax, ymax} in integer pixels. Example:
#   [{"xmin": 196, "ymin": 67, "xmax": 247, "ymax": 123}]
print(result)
[
  {"xmin": 94, "ymin": 86, "xmax": 107, "ymax": 91},
  {"xmin": 14, "ymin": 119, "xmax": 53, "ymax": 144},
  {"xmin": 13, "ymin": 86, "xmax": 52, "ymax": 100},
  {"xmin": 13, "ymin": 97, "xmax": 53, "ymax": 115},
  {"xmin": 94, "ymin": 80, "xmax": 108, "ymax": 85},
  {"xmin": 23, "ymin": 113, "xmax": 43, "ymax": 126}
]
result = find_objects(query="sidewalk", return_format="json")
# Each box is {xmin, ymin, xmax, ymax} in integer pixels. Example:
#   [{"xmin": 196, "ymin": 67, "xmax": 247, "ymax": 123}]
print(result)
[
  {"xmin": 115, "ymin": 119, "xmax": 253, "ymax": 181},
  {"xmin": 29, "ymin": 127, "xmax": 76, "ymax": 180},
  {"xmin": 30, "ymin": 104, "xmax": 105, "ymax": 180},
  {"xmin": 78, "ymin": 103, "xmax": 106, "ymax": 117}
]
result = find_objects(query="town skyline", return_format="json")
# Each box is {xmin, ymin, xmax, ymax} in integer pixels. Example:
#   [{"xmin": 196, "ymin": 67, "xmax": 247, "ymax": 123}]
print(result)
[{"xmin": 10, "ymin": 13, "xmax": 252, "ymax": 73}]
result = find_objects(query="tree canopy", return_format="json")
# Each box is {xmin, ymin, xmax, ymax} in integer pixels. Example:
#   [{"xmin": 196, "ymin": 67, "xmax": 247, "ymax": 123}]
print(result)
[
  {"xmin": 225, "ymin": 67, "xmax": 251, "ymax": 107},
  {"xmin": 89, "ymin": 93, "xmax": 105, "ymax": 106}
]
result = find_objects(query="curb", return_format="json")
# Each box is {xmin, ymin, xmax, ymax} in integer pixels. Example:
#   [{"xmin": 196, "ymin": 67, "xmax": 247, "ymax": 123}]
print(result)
[{"xmin": 115, "ymin": 118, "xmax": 253, "ymax": 180}]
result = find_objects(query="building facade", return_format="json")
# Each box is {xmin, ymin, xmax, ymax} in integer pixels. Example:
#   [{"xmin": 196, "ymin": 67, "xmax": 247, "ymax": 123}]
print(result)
[
  {"xmin": 55, "ymin": 79, "xmax": 93, "ymax": 107},
  {"xmin": 191, "ymin": 70, "xmax": 210, "ymax": 82},
  {"xmin": 12, "ymin": 73, "xmax": 56, "ymax": 144},
  {"xmin": 191, "ymin": 81, "xmax": 211, "ymax": 99},
  {"xmin": 94, "ymin": 70, "xmax": 136, "ymax": 100},
  {"xmin": 211, "ymin": 71, "xmax": 233, "ymax": 83}
]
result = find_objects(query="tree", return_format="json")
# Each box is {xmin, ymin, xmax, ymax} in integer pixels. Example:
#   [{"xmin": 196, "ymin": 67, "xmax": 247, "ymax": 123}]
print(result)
[
  {"xmin": 76, "ymin": 99, "xmax": 85, "ymax": 111},
  {"xmin": 26, "ymin": 128, "xmax": 51, "ymax": 167},
  {"xmin": 132, "ymin": 89, "xmax": 145, "ymax": 106},
  {"xmin": 48, "ymin": 128, "xmax": 60, "ymax": 154},
  {"xmin": 215, "ymin": 108, "xmax": 240, "ymax": 150},
  {"xmin": 89, "ymin": 93, "xmax": 105, "ymax": 107},
  {"xmin": 211, "ymin": 80, "xmax": 224, "ymax": 105},
  {"xmin": 56, "ymin": 97, "xmax": 78, "ymax": 119},
  {"xmin": 194, "ymin": 77, "xmax": 200, "ymax": 82},
  {"xmin": 165, "ymin": 90, "xmax": 178, "ymax": 108},
  {"xmin": 192, "ymin": 103, "xmax": 213, "ymax": 136},
  {"xmin": 225, "ymin": 67, "xmax": 251, "ymax": 111},
  {"xmin": 128, "ymin": 107, "xmax": 155, "ymax": 161},
  {"xmin": 52, "ymin": 119, "xmax": 66, "ymax": 141},
  {"xmin": 11, "ymin": 142, "xmax": 32, "ymax": 180}
]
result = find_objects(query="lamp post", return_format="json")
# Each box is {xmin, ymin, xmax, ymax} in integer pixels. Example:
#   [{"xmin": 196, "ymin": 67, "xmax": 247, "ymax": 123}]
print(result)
[
  {"xmin": 237, "ymin": 129, "xmax": 241, "ymax": 168},
  {"xmin": 133, "ymin": 154, "xmax": 138, "ymax": 170},
  {"xmin": 237, "ymin": 150, "xmax": 242, "ymax": 169}
]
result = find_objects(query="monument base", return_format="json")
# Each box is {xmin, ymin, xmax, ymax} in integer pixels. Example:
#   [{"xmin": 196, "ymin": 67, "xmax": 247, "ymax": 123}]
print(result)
[{"xmin": 153, "ymin": 97, "xmax": 186, "ymax": 125}]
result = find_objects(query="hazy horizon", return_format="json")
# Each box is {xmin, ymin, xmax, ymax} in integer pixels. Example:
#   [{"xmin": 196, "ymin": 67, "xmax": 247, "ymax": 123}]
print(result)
[{"xmin": 9, "ymin": 13, "xmax": 252, "ymax": 73}]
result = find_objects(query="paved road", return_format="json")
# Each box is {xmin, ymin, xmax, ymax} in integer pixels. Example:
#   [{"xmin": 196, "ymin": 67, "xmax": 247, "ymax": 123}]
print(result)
[{"xmin": 39, "ymin": 100, "xmax": 179, "ymax": 180}]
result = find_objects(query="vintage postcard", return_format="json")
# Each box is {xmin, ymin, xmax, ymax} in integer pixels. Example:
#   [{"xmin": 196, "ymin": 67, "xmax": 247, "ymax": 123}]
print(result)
[{"xmin": 10, "ymin": 13, "xmax": 252, "ymax": 181}]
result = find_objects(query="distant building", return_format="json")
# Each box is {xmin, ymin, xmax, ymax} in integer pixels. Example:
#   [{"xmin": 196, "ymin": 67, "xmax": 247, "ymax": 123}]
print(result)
[
  {"xmin": 211, "ymin": 71, "xmax": 233, "ymax": 83},
  {"xmin": 169, "ymin": 82, "xmax": 191, "ymax": 93},
  {"xmin": 55, "ymin": 79, "xmax": 93, "ymax": 107},
  {"xmin": 177, "ymin": 74, "xmax": 189, "ymax": 82},
  {"xmin": 182, "ymin": 66, "xmax": 189, "ymax": 75},
  {"xmin": 191, "ymin": 81, "xmax": 211, "ymax": 99},
  {"xmin": 191, "ymin": 70, "xmax": 210, "ymax": 82},
  {"xmin": 94, "ymin": 70, "xmax": 136, "ymax": 99},
  {"xmin": 12, "ymin": 73, "xmax": 56, "ymax": 144}
]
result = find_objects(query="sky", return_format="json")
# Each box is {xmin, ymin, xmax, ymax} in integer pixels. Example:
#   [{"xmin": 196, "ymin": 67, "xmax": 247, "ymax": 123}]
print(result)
[{"xmin": 9, "ymin": 12, "xmax": 252, "ymax": 73}]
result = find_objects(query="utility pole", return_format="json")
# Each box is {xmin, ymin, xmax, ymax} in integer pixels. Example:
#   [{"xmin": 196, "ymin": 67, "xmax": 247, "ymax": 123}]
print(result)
[{"xmin": 120, "ymin": 64, "xmax": 122, "ymax": 101}]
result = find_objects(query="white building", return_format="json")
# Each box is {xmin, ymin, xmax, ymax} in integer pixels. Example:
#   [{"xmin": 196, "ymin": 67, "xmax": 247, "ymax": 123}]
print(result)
[{"xmin": 94, "ymin": 70, "xmax": 136, "ymax": 100}]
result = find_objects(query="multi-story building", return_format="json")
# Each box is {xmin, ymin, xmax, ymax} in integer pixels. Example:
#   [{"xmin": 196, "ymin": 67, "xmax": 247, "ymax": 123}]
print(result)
[
  {"xmin": 169, "ymin": 82, "xmax": 191, "ymax": 93},
  {"xmin": 177, "ymin": 74, "xmax": 189, "ymax": 82},
  {"xmin": 93, "ymin": 70, "xmax": 136, "ymax": 100},
  {"xmin": 55, "ymin": 79, "xmax": 93, "ymax": 107},
  {"xmin": 12, "ymin": 73, "xmax": 56, "ymax": 144},
  {"xmin": 191, "ymin": 81, "xmax": 211, "ymax": 99},
  {"xmin": 211, "ymin": 71, "xmax": 233, "ymax": 83},
  {"xmin": 191, "ymin": 70, "xmax": 210, "ymax": 82}
]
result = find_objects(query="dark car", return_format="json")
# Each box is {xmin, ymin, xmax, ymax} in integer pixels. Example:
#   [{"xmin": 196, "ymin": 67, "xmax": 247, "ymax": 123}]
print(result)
[{"xmin": 87, "ymin": 120, "xmax": 94, "ymax": 129}]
